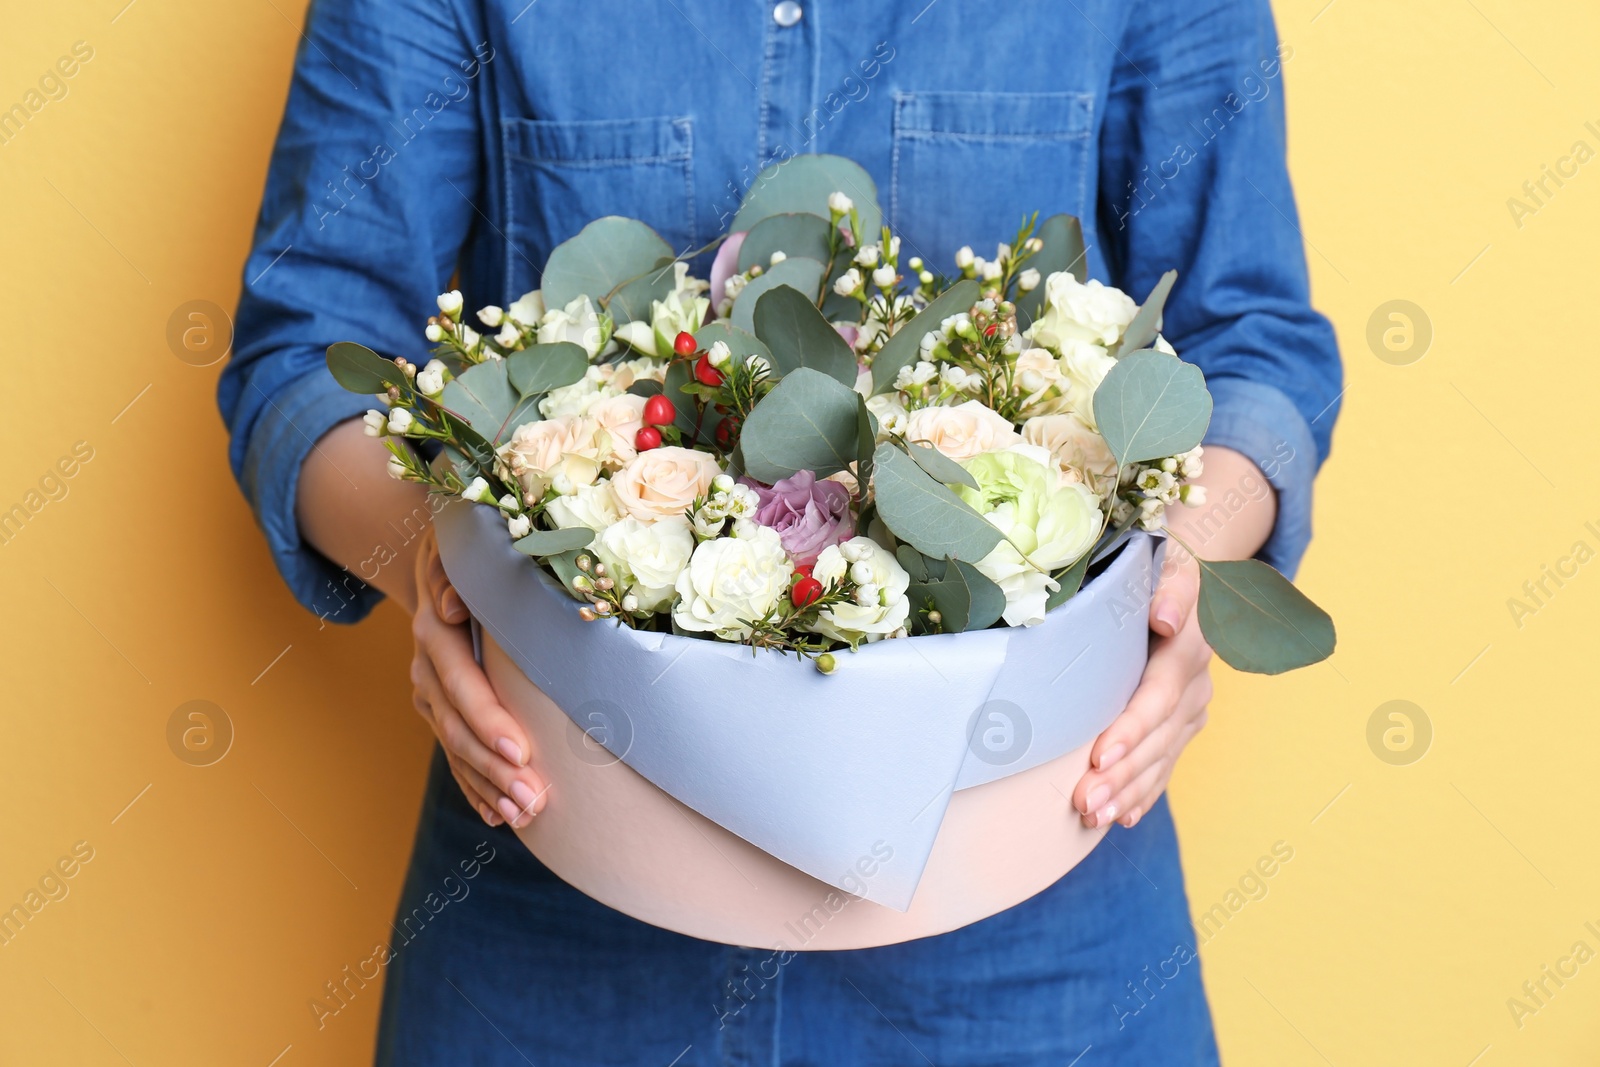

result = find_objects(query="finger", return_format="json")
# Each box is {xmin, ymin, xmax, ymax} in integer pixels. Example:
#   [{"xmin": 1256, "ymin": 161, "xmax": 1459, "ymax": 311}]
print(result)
[
  {"xmin": 417, "ymin": 606, "xmax": 534, "ymax": 773},
  {"xmin": 413, "ymin": 651, "xmax": 546, "ymax": 825},
  {"xmin": 421, "ymin": 531, "xmax": 470, "ymax": 624},
  {"xmin": 1150, "ymin": 544, "xmax": 1200, "ymax": 638},
  {"xmin": 447, "ymin": 752, "xmax": 509, "ymax": 828},
  {"xmin": 1102, "ymin": 672, "xmax": 1213, "ymax": 827}
]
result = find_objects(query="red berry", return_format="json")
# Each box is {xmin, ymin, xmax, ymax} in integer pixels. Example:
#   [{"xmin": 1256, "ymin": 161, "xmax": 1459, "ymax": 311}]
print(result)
[
  {"xmin": 791, "ymin": 576, "xmax": 823, "ymax": 608},
  {"xmin": 694, "ymin": 354, "xmax": 725, "ymax": 386},
  {"xmin": 643, "ymin": 394, "xmax": 676, "ymax": 426},
  {"xmin": 794, "ymin": 563, "xmax": 814, "ymax": 579},
  {"xmin": 673, "ymin": 331, "xmax": 698, "ymax": 356},
  {"xmin": 714, "ymin": 416, "xmax": 739, "ymax": 447},
  {"xmin": 634, "ymin": 426, "xmax": 662, "ymax": 452},
  {"xmin": 984, "ymin": 323, "xmax": 998, "ymax": 337}
]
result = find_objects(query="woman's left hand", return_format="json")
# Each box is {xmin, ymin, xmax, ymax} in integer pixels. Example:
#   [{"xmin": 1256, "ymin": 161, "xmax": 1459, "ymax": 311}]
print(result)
[{"xmin": 1071, "ymin": 546, "xmax": 1213, "ymax": 829}]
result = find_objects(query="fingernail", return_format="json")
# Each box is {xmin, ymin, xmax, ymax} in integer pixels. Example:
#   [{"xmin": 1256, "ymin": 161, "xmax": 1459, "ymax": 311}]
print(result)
[
  {"xmin": 495, "ymin": 737, "xmax": 525, "ymax": 766},
  {"xmin": 1096, "ymin": 744, "xmax": 1127, "ymax": 771},
  {"xmin": 1098, "ymin": 802, "xmax": 1119, "ymax": 826},
  {"xmin": 478, "ymin": 803, "xmax": 502, "ymax": 827},
  {"xmin": 495, "ymin": 797, "xmax": 521, "ymax": 825},
  {"xmin": 510, "ymin": 780, "xmax": 539, "ymax": 815},
  {"xmin": 441, "ymin": 587, "xmax": 465, "ymax": 620},
  {"xmin": 1122, "ymin": 807, "xmax": 1142, "ymax": 828},
  {"xmin": 1085, "ymin": 784, "xmax": 1111, "ymax": 813},
  {"xmin": 1154, "ymin": 603, "xmax": 1182, "ymax": 635}
]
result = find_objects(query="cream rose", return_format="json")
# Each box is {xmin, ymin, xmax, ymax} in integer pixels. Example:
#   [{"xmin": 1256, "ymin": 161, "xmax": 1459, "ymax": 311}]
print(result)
[
  {"xmin": 544, "ymin": 479, "xmax": 624, "ymax": 532},
  {"xmin": 588, "ymin": 393, "xmax": 648, "ymax": 466},
  {"xmin": 1013, "ymin": 346, "xmax": 1070, "ymax": 416},
  {"xmin": 1021, "ymin": 412, "xmax": 1118, "ymax": 494},
  {"xmin": 610, "ymin": 446, "xmax": 722, "ymax": 523},
  {"xmin": 537, "ymin": 294, "xmax": 608, "ymax": 358},
  {"xmin": 671, "ymin": 526, "xmax": 793, "ymax": 639},
  {"xmin": 1027, "ymin": 273, "xmax": 1138, "ymax": 349},
  {"xmin": 1059, "ymin": 339, "xmax": 1117, "ymax": 429},
  {"xmin": 499, "ymin": 415, "xmax": 609, "ymax": 498},
  {"xmin": 905, "ymin": 400, "xmax": 1021, "ymax": 462},
  {"xmin": 596, "ymin": 515, "xmax": 695, "ymax": 613}
]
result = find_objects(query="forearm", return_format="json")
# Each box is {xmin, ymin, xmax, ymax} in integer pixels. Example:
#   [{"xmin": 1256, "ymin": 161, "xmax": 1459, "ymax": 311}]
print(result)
[
  {"xmin": 1165, "ymin": 445, "xmax": 1276, "ymax": 563},
  {"xmin": 296, "ymin": 418, "xmax": 434, "ymax": 614}
]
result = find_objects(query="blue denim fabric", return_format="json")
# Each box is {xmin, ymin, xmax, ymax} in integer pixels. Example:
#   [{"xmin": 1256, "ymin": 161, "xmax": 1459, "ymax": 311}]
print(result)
[
  {"xmin": 218, "ymin": 0, "xmax": 1343, "ymax": 624},
  {"xmin": 370, "ymin": 747, "xmax": 1218, "ymax": 1066}
]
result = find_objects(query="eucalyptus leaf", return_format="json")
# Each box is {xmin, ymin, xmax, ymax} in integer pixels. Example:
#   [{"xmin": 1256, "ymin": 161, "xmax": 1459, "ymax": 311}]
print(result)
[
  {"xmin": 871, "ymin": 443, "xmax": 1002, "ymax": 562},
  {"xmin": 910, "ymin": 559, "xmax": 1005, "ymax": 633},
  {"xmin": 1014, "ymin": 214, "xmax": 1085, "ymax": 329},
  {"xmin": 1197, "ymin": 558, "xmax": 1336, "ymax": 674},
  {"xmin": 730, "ymin": 257, "xmax": 826, "ymax": 333},
  {"xmin": 513, "ymin": 525, "xmax": 599, "ymax": 556},
  {"xmin": 855, "ymin": 395, "xmax": 877, "ymax": 532},
  {"xmin": 1092, "ymin": 349, "xmax": 1212, "ymax": 467},
  {"xmin": 906, "ymin": 441, "xmax": 978, "ymax": 490},
  {"xmin": 1044, "ymin": 550, "xmax": 1093, "ymax": 610},
  {"xmin": 439, "ymin": 360, "xmax": 516, "ymax": 442},
  {"xmin": 752, "ymin": 284, "xmax": 858, "ymax": 385},
  {"xmin": 738, "ymin": 212, "xmax": 834, "ymax": 272},
  {"xmin": 608, "ymin": 256, "xmax": 677, "ymax": 324},
  {"xmin": 740, "ymin": 368, "xmax": 860, "ymax": 483},
  {"xmin": 542, "ymin": 217, "xmax": 673, "ymax": 314},
  {"xmin": 731, "ymin": 154, "xmax": 882, "ymax": 243},
  {"xmin": 870, "ymin": 279, "xmax": 981, "ymax": 395},
  {"xmin": 895, "ymin": 545, "xmax": 928, "ymax": 582},
  {"xmin": 544, "ymin": 548, "xmax": 590, "ymax": 602},
  {"xmin": 507, "ymin": 342, "xmax": 588, "ymax": 397},
  {"xmin": 1112, "ymin": 270, "xmax": 1178, "ymax": 357},
  {"xmin": 327, "ymin": 341, "xmax": 407, "ymax": 395}
]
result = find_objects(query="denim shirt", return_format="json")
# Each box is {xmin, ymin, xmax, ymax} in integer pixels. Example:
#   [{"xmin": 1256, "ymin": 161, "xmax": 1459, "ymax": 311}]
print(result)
[{"xmin": 219, "ymin": 0, "xmax": 1342, "ymax": 625}]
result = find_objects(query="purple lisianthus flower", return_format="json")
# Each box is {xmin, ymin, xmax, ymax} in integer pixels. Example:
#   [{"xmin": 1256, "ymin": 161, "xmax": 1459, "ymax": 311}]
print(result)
[{"xmin": 741, "ymin": 470, "xmax": 854, "ymax": 567}]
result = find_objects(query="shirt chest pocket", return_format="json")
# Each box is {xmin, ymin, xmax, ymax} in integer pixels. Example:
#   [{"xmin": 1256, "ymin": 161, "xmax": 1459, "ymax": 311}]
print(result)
[
  {"xmin": 501, "ymin": 115, "xmax": 696, "ymax": 293},
  {"xmin": 890, "ymin": 91, "xmax": 1094, "ymax": 269}
]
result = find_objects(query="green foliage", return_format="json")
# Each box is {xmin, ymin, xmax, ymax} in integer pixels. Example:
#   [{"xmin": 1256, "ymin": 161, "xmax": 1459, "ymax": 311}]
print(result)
[
  {"xmin": 738, "ymin": 213, "xmax": 834, "ymax": 272},
  {"xmin": 731, "ymin": 154, "xmax": 882, "ymax": 242},
  {"xmin": 1197, "ymin": 558, "xmax": 1337, "ymax": 674},
  {"xmin": 871, "ymin": 443, "xmax": 1002, "ymax": 562},
  {"xmin": 870, "ymin": 279, "xmax": 981, "ymax": 395},
  {"xmin": 542, "ymin": 217, "xmax": 673, "ymax": 318},
  {"xmin": 1111, "ymin": 270, "xmax": 1178, "ymax": 357},
  {"xmin": 506, "ymin": 342, "xmax": 588, "ymax": 397},
  {"xmin": 730, "ymin": 257, "xmax": 826, "ymax": 333},
  {"xmin": 1092, "ymin": 349, "xmax": 1212, "ymax": 467},
  {"xmin": 327, "ymin": 341, "xmax": 407, "ymax": 395},
  {"xmin": 905, "ymin": 440, "xmax": 978, "ymax": 490},
  {"xmin": 1014, "ymin": 214, "xmax": 1085, "ymax": 329},
  {"xmin": 751, "ymin": 284, "xmax": 858, "ymax": 385},
  {"xmin": 512, "ymin": 526, "xmax": 599, "ymax": 556},
  {"xmin": 910, "ymin": 559, "xmax": 1006, "ymax": 633},
  {"xmin": 739, "ymin": 368, "xmax": 860, "ymax": 483}
]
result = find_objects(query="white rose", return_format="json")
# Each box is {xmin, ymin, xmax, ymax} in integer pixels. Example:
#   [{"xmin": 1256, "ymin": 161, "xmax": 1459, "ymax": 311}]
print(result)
[
  {"xmin": 538, "ymin": 365, "xmax": 619, "ymax": 418},
  {"xmin": 1021, "ymin": 412, "xmax": 1118, "ymax": 493},
  {"xmin": 507, "ymin": 290, "xmax": 545, "ymax": 327},
  {"xmin": 672, "ymin": 526, "xmax": 793, "ymax": 639},
  {"xmin": 537, "ymin": 294, "xmax": 607, "ymax": 359},
  {"xmin": 614, "ymin": 264, "xmax": 710, "ymax": 357},
  {"xmin": 1059, "ymin": 339, "xmax": 1117, "ymax": 429},
  {"xmin": 544, "ymin": 480, "xmax": 624, "ymax": 532},
  {"xmin": 597, "ymin": 515, "xmax": 695, "ymax": 612},
  {"xmin": 905, "ymin": 400, "xmax": 1021, "ymax": 462},
  {"xmin": 1028, "ymin": 273, "xmax": 1138, "ymax": 349},
  {"xmin": 499, "ymin": 415, "xmax": 610, "ymax": 498},
  {"xmin": 610, "ymin": 446, "xmax": 722, "ymax": 523},
  {"xmin": 587, "ymin": 393, "xmax": 648, "ymax": 466},
  {"xmin": 808, "ymin": 537, "xmax": 910, "ymax": 645}
]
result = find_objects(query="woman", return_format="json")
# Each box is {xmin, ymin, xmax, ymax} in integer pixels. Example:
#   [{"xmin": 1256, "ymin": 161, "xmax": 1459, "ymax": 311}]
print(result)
[{"xmin": 220, "ymin": 0, "xmax": 1340, "ymax": 1061}]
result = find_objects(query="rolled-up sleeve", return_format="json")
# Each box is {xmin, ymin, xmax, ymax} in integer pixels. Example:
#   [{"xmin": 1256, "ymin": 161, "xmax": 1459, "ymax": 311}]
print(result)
[
  {"xmin": 217, "ymin": 0, "xmax": 483, "ymax": 622},
  {"xmin": 1099, "ymin": 0, "xmax": 1342, "ymax": 578}
]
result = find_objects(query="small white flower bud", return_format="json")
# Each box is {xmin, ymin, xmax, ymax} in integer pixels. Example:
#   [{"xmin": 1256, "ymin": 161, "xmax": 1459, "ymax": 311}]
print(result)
[
  {"xmin": 708, "ymin": 340, "xmax": 732, "ymax": 368},
  {"xmin": 386, "ymin": 407, "xmax": 415, "ymax": 435},
  {"xmin": 463, "ymin": 477, "xmax": 493, "ymax": 503},
  {"xmin": 919, "ymin": 270, "xmax": 934, "ymax": 285},
  {"xmin": 908, "ymin": 256, "xmax": 923, "ymax": 271},
  {"xmin": 747, "ymin": 354, "xmax": 771, "ymax": 375},
  {"xmin": 980, "ymin": 260, "xmax": 1003, "ymax": 281},
  {"xmin": 827, "ymin": 191, "xmax": 854, "ymax": 214},
  {"xmin": 954, "ymin": 246, "xmax": 975, "ymax": 269},
  {"xmin": 712, "ymin": 473, "xmax": 735, "ymax": 493},
  {"xmin": 362, "ymin": 409, "xmax": 387, "ymax": 437},
  {"xmin": 425, "ymin": 323, "xmax": 444, "ymax": 343},
  {"xmin": 551, "ymin": 470, "xmax": 574, "ymax": 495},
  {"xmin": 477, "ymin": 305, "xmax": 504, "ymax": 328},
  {"xmin": 497, "ymin": 493, "xmax": 519, "ymax": 512},
  {"xmin": 872, "ymin": 265, "xmax": 896, "ymax": 289},
  {"xmin": 436, "ymin": 290, "xmax": 463, "ymax": 317},
  {"xmin": 1018, "ymin": 268, "xmax": 1041, "ymax": 293},
  {"xmin": 386, "ymin": 454, "xmax": 408, "ymax": 480},
  {"xmin": 620, "ymin": 594, "xmax": 639, "ymax": 612},
  {"xmin": 854, "ymin": 244, "xmax": 881, "ymax": 268},
  {"xmin": 833, "ymin": 268, "xmax": 863, "ymax": 297},
  {"xmin": 769, "ymin": 250, "xmax": 787, "ymax": 265},
  {"xmin": 416, "ymin": 359, "xmax": 447, "ymax": 397},
  {"xmin": 495, "ymin": 323, "xmax": 521, "ymax": 348},
  {"xmin": 507, "ymin": 513, "xmax": 531, "ymax": 539},
  {"xmin": 854, "ymin": 583, "xmax": 880, "ymax": 607}
]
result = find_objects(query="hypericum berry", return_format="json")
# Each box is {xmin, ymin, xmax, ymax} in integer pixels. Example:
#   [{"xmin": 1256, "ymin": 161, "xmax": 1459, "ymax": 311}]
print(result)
[
  {"xmin": 643, "ymin": 394, "xmax": 676, "ymax": 426},
  {"xmin": 984, "ymin": 323, "xmax": 998, "ymax": 337},
  {"xmin": 794, "ymin": 563, "xmax": 814, "ymax": 579},
  {"xmin": 714, "ymin": 416, "xmax": 739, "ymax": 447},
  {"xmin": 791, "ymin": 576, "xmax": 823, "ymax": 608},
  {"xmin": 694, "ymin": 354, "xmax": 725, "ymax": 386},
  {"xmin": 634, "ymin": 426, "xmax": 663, "ymax": 452},
  {"xmin": 673, "ymin": 331, "xmax": 698, "ymax": 356}
]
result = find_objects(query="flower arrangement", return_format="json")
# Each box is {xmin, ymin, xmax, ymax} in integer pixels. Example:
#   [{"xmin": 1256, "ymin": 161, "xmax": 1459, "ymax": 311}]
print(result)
[{"xmin": 329, "ymin": 154, "xmax": 1332, "ymax": 675}]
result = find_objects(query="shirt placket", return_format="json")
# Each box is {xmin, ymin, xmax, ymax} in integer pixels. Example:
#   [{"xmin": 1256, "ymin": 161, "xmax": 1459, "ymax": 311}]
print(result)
[{"xmin": 756, "ymin": 0, "xmax": 817, "ymax": 167}]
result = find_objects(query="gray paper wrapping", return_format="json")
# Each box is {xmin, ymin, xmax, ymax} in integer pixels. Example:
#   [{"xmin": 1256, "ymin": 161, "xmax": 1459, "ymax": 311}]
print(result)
[{"xmin": 437, "ymin": 499, "xmax": 1158, "ymax": 911}]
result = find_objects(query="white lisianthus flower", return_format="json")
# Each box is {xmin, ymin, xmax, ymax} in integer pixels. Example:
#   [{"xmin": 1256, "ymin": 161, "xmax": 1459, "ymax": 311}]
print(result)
[
  {"xmin": 610, "ymin": 446, "xmax": 722, "ymax": 523},
  {"xmin": 833, "ymin": 268, "xmax": 863, "ymax": 297},
  {"xmin": 672, "ymin": 525, "xmax": 793, "ymax": 639},
  {"xmin": 499, "ymin": 415, "xmax": 610, "ymax": 498},
  {"xmin": 507, "ymin": 290, "xmax": 545, "ymax": 327},
  {"xmin": 596, "ymin": 514, "xmax": 696, "ymax": 612},
  {"xmin": 362, "ymin": 409, "xmax": 387, "ymax": 437},
  {"xmin": 808, "ymin": 537, "xmax": 911, "ymax": 645},
  {"xmin": 1021, "ymin": 412, "xmax": 1119, "ymax": 494},
  {"xmin": 587, "ymin": 393, "xmax": 648, "ymax": 466},
  {"xmin": 1058, "ymin": 339, "xmax": 1118, "ymax": 429},
  {"xmin": 477, "ymin": 305, "xmax": 504, "ymax": 328},
  {"xmin": 614, "ymin": 263, "xmax": 711, "ymax": 357},
  {"xmin": 1018, "ymin": 268, "xmax": 1041, "ymax": 293},
  {"xmin": 436, "ymin": 290, "xmax": 464, "ymax": 317},
  {"xmin": 1028, "ymin": 273, "xmax": 1138, "ymax": 349},
  {"xmin": 828, "ymin": 191, "xmax": 854, "ymax": 214},
  {"xmin": 545, "ymin": 480, "xmax": 624, "ymax": 533},
  {"xmin": 905, "ymin": 400, "xmax": 1022, "ymax": 462},
  {"xmin": 955, "ymin": 449, "xmax": 1102, "ymax": 626},
  {"xmin": 387, "ymin": 407, "xmax": 415, "ymax": 435},
  {"xmin": 415, "ymin": 359, "xmax": 447, "ymax": 398},
  {"xmin": 537, "ymin": 294, "xmax": 608, "ymax": 359},
  {"xmin": 507, "ymin": 513, "xmax": 532, "ymax": 539}
]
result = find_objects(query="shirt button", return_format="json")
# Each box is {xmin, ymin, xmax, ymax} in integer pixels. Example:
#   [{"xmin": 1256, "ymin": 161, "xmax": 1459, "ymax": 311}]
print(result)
[{"xmin": 773, "ymin": 1, "xmax": 803, "ymax": 27}]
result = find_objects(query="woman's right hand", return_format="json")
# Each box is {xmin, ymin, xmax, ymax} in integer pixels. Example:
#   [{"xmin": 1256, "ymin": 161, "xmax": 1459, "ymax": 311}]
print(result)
[{"xmin": 410, "ymin": 524, "xmax": 547, "ymax": 828}]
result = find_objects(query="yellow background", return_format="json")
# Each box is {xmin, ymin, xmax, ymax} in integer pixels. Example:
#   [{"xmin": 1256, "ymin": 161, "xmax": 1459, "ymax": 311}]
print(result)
[{"xmin": 2, "ymin": 1, "xmax": 1597, "ymax": 1063}]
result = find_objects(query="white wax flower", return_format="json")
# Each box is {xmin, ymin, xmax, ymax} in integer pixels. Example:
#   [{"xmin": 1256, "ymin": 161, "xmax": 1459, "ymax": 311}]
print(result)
[
  {"xmin": 477, "ymin": 305, "xmax": 504, "ymax": 328},
  {"xmin": 828, "ymin": 191, "xmax": 854, "ymax": 214},
  {"xmin": 362, "ymin": 409, "xmax": 387, "ymax": 437},
  {"xmin": 415, "ymin": 359, "xmax": 447, "ymax": 398},
  {"xmin": 436, "ymin": 290, "xmax": 463, "ymax": 316},
  {"xmin": 506, "ymin": 513, "xmax": 531, "ymax": 539},
  {"xmin": 808, "ymin": 537, "xmax": 910, "ymax": 645}
]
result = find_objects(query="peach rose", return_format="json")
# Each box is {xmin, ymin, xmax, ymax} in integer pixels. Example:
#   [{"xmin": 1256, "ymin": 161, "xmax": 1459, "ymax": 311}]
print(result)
[
  {"xmin": 610, "ymin": 446, "xmax": 722, "ymax": 523},
  {"xmin": 499, "ymin": 415, "xmax": 609, "ymax": 498},
  {"xmin": 1021, "ymin": 412, "xmax": 1118, "ymax": 494},
  {"xmin": 905, "ymin": 400, "xmax": 1021, "ymax": 462},
  {"xmin": 588, "ymin": 393, "xmax": 648, "ymax": 466}
]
